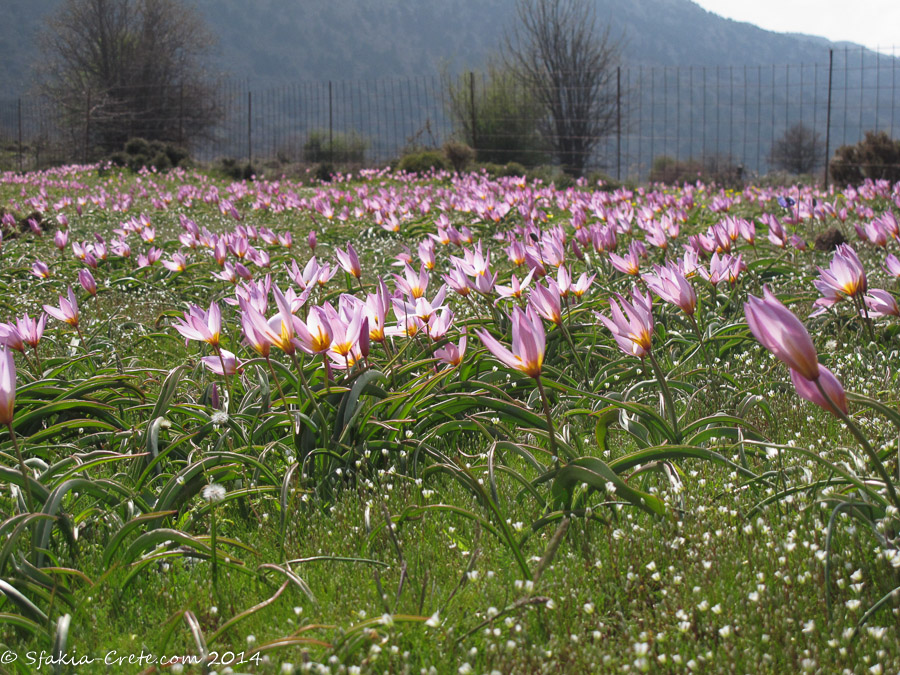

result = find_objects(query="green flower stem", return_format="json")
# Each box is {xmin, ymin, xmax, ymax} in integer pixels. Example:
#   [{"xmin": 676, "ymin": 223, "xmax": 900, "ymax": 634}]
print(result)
[
  {"xmin": 814, "ymin": 379, "xmax": 900, "ymax": 511},
  {"xmin": 31, "ymin": 343, "xmax": 43, "ymax": 376},
  {"xmin": 215, "ymin": 346, "xmax": 234, "ymax": 408},
  {"xmin": 209, "ymin": 504, "xmax": 218, "ymax": 595},
  {"xmin": 535, "ymin": 375, "xmax": 558, "ymax": 469},
  {"xmin": 560, "ymin": 297, "xmax": 588, "ymax": 379},
  {"xmin": 853, "ymin": 294, "xmax": 876, "ymax": 343},
  {"xmin": 265, "ymin": 355, "xmax": 291, "ymax": 412},
  {"xmin": 7, "ymin": 423, "xmax": 34, "ymax": 515},
  {"xmin": 289, "ymin": 351, "xmax": 327, "ymax": 433},
  {"xmin": 647, "ymin": 351, "xmax": 682, "ymax": 443},
  {"xmin": 688, "ymin": 312, "xmax": 711, "ymax": 367}
]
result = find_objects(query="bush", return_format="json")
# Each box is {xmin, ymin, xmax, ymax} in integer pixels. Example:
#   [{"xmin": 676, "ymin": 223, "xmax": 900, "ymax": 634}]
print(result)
[
  {"xmin": 149, "ymin": 151, "xmax": 172, "ymax": 172},
  {"xmin": 218, "ymin": 158, "xmax": 254, "ymax": 181},
  {"xmin": 649, "ymin": 156, "xmax": 704, "ymax": 185},
  {"xmin": 123, "ymin": 137, "xmax": 151, "ymax": 157},
  {"xmin": 397, "ymin": 150, "xmax": 450, "ymax": 175},
  {"xmin": 501, "ymin": 161, "xmax": 527, "ymax": 178},
  {"xmin": 830, "ymin": 131, "xmax": 900, "ymax": 185},
  {"xmin": 442, "ymin": 140, "xmax": 475, "ymax": 173},
  {"xmin": 303, "ymin": 130, "xmax": 367, "ymax": 164},
  {"xmin": 769, "ymin": 123, "xmax": 824, "ymax": 175},
  {"xmin": 477, "ymin": 161, "xmax": 529, "ymax": 180},
  {"xmin": 523, "ymin": 165, "xmax": 576, "ymax": 189},
  {"xmin": 649, "ymin": 155, "xmax": 744, "ymax": 188},
  {"xmin": 314, "ymin": 162, "xmax": 335, "ymax": 182},
  {"xmin": 448, "ymin": 66, "xmax": 549, "ymax": 167},
  {"xmin": 110, "ymin": 137, "xmax": 190, "ymax": 173}
]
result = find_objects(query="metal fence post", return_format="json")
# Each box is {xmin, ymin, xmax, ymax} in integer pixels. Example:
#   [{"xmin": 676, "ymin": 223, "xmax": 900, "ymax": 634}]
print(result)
[
  {"xmin": 17, "ymin": 98, "xmax": 23, "ymax": 172},
  {"xmin": 616, "ymin": 66, "xmax": 621, "ymax": 181},
  {"xmin": 824, "ymin": 49, "xmax": 834, "ymax": 185},
  {"xmin": 469, "ymin": 72, "xmax": 477, "ymax": 151},
  {"xmin": 329, "ymin": 80, "xmax": 334, "ymax": 163},
  {"xmin": 248, "ymin": 90, "xmax": 252, "ymax": 165},
  {"xmin": 179, "ymin": 83, "xmax": 184, "ymax": 146},
  {"xmin": 84, "ymin": 89, "xmax": 91, "ymax": 164}
]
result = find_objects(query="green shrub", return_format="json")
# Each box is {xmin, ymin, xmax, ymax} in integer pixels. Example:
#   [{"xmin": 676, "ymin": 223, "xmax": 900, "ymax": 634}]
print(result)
[
  {"xmin": 123, "ymin": 137, "xmax": 151, "ymax": 157},
  {"xmin": 303, "ymin": 130, "xmax": 367, "ymax": 164},
  {"xmin": 523, "ymin": 164, "xmax": 575, "ymax": 188},
  {"xmin": 148, "ymin": 151, "xmax": 172, "ymax": 172},
  {"xmin": 107, "ymin": 151, "xmax": 128, "ymax": 168},
  {"xmin": 397, "ymin": 150, "xmax": 450, "ymax": 175},
  {"xmin": 448, "ymin": 66, "xmax": 549, "ymax": 167},
  {"xmin": 500, "ymin": 161, "xmax": 527, "ymax": 178},
  {"xmin": 442, "ymin": 140, "xmax": 476, "ymax": 173},
  {"xmin": 478, "ymin": 162, "xmax": 504, "ymax": 178},
  {"xmin": 830, "ymin": 131, "xmax": 900, "ymax": 185},
  {"xmin": 649, "ymin": 156, "xmax": 704, "ymax": 185},
  {"xmin": 110, "ymin": 137, "xmax": 189, "ymax": 173},
  {"xmin": 217, "ymin": 157, "xmax": 254, "ymax": 181},
  {"xmin": 649, "ymin": 155, "xmax": 744, "ymax": 188},
  {"xmin": 315, "ymin": 162, "xmax": 335, "ymax": 182}
]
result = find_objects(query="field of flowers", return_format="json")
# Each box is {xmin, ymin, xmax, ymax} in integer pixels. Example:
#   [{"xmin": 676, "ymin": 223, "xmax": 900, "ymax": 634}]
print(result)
[{"xmin": 1, "ymin": 163, "xmax": 900, "ymax": 673}]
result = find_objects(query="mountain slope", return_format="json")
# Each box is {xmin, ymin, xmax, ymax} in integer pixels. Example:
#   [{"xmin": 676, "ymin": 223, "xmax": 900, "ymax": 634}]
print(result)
[{"xmin": 0, "ymin": 0, "xmax": 888, "ymax": 95}]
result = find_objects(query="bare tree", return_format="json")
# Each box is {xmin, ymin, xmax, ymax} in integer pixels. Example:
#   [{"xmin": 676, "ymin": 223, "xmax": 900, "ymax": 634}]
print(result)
[
  {"xmin": 768, "ymin": 123, "xmax": 824, "ymax": 175},
  {"xmin": 37, "ymin": 0, "xmax": 219, "ymax": 155},
  {"xmin": 504, "ymin": 0, "xmax": 622, "ymax": 175}
]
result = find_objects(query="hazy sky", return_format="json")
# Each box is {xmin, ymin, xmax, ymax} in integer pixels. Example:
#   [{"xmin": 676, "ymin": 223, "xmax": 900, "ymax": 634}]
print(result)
[{"xmin": 691, "ymin": 0, "xmax": 899, "ymax": 54}]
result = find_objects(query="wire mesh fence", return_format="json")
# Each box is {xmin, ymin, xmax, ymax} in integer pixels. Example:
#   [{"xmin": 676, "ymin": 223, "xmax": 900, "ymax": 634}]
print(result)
[{"xmin": 1, "ymin": 46, "xmax": 898, "ymax": 180}]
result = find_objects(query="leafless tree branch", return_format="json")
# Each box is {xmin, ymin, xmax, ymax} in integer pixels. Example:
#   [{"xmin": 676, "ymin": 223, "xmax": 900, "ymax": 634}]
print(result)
[
  {"xmin": 504, "ymin": 0, "xmax": 623, "ymax": 175},
  {"xmin": 35, "ymin": 0, "xmax": 220, "ymax": 155}
]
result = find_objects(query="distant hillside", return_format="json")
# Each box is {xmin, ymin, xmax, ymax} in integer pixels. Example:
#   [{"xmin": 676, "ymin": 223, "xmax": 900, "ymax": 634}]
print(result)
[
  {"xmin": 0, "ymin": 0, "xmax": 886, "ymax": 93},
  {"xmin": 3, "ymin": 0, "xmax": 897, "ymax": 177}
]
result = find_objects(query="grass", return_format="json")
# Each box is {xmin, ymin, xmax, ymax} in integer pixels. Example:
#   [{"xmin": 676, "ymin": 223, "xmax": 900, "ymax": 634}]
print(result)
[{"xmin": 0, "ymin": 164, "xmax": 899, "ymax": 674}]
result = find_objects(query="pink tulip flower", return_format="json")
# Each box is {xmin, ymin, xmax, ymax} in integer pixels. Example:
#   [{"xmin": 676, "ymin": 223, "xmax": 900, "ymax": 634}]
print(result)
[
  {"xmin": 812, "ymin": 244, "xmax": 867, "ymax": 315},
  {"xmin": 442, "ymin": 264, "xmax": 472, "ymax": 298},
  {"xmin": 394, "ymin": 263, "xmax": 430, "ymax": 300},
  {"xmin": 16, "ymin": 314, "xmax": 46, "ymax": 349},
  {"xmin": 530, "ymin": 279, "xmax": 563, "ymax": 326},
  {"xmin": 865, "ymin": 289, "xmax": 900, "ymax": 318},
  {"xmin": 162, "ymin": 253, "xmax": 188, "ymax": 273},
  {"xmin": 2, "ymin": 314, "xmax": 45, "ymax": 352},
  {"xmin": 43, "ymin": 286, "xmax": 81, "ymax": 328},
  {"xmin": 173, "ymin": 302, "xmax": 222, "ymax": 348},
  {"xmin": 571, "ymin": 272, "xmax": 596, "ymax": 299},
  {"xmin": 790, "ymin": 365, "xmax": 848, "ymax": 416},
  {"xmin": 597, "ymin": 288, "xmax": 655, "ymax": 358},
  {"xmin": 475, "ymin": 306, "xmax": 545, "ymax": 379},
  {"xmin": 336, "ymin": 243, "xmax": 362, "ymax": 279},
  {"xmin": 495, "ymin": 271, "xmax": 535, "ymax": 303},
  {"xmin": 744, "ymin": 287, "xmax": 819, "ymax": 381},
  {"xmin": 884, "ymin": 253, "xmax": 900, "ymax": 279},
  {"xmin": 0, "ymin": 324, "xmax": 23, "ymax": 352},
  {"xmin": 201, "ymin": 349, "xmax": 242, "ymax": 376},
  {"xmin": 78, "ymin": 269, "xmax": 97, "ymax": 296},
  {"xmin": 435, "ymin": 329, "xmax": 467, "ymax": 367},
  {"xmin": 32, "ymin": 261, "xmax": 50, "ymax": 279},
  {"xmin": 609, "ymin": 242, "xmax": 642, "ymax": 276},
  {"xmin": 54, "ymin": 229, "xmax": 69, "ymax": 251},
  {"xmin": 292, "ymin": 305, "xmax": 334, "ymax": 355},
  {"xmin": 240, "ymin": 305, "xmax": 272, "ymax": 358},
  {"xmin": 643, "ymin": 262, "xmax": 697, "ymax": 315}
]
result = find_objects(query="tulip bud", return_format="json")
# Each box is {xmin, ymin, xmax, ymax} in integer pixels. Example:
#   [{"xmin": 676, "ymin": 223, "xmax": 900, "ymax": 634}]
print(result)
[
  {"xmin": 0, "ymin": 348, "xmax": 15, "ymax": 426},
  {"xmin": 78, "ymin": 269, "xmax": 97, "ymax": 296},
  {"xmin": 359, "ymin": 316, "xmax": 370, "ymax": 359}
]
